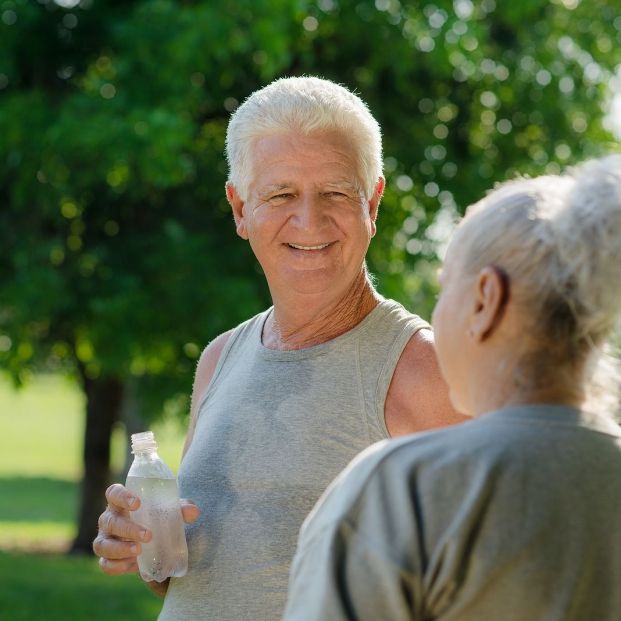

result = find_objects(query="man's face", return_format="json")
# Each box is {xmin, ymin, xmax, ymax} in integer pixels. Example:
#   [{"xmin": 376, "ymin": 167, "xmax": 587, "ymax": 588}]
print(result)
[{"xmin": 228, "ymin": 130, "xmax": 383, "ymax": 299}]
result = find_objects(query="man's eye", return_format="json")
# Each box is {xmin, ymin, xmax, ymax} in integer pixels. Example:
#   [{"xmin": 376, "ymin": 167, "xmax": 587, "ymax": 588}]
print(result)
[
  {"xmin": 325, "ymin": 191, "xmax": 347, "ymax": 199},
  {"xmin": 270, "ymin": 193, "xmax": 293, "ymax": 201}
]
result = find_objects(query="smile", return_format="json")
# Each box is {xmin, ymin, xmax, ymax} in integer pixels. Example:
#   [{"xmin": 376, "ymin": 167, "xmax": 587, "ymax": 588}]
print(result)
[{"xmin": 287, "ymin": 243, "xmax": 332, "ymax": 250}]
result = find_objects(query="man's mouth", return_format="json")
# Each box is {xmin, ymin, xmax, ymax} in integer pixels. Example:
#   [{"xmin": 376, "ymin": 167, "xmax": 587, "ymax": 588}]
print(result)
[{"xmin": 287, "ymin": 242, "xmax": 332, "ymax": 250}]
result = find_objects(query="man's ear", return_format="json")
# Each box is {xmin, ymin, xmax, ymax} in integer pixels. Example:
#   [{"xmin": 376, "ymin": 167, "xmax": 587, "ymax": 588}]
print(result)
[
  {"xmin": 368, "ymin": 176, "xmax": 385, "ymax": 237},
  {"xmin": 226, "ymin": 182, "xmax": 248, "ymax": 240},
  {"xmin": 469, "ymin": 265, "xmax": 509, "ymax": 341}
]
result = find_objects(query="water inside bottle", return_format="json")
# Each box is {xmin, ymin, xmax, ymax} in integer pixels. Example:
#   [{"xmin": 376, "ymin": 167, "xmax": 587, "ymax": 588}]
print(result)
[{"xmin": 126, "ymin": 476, "xmax": 188, "ymax": 582}]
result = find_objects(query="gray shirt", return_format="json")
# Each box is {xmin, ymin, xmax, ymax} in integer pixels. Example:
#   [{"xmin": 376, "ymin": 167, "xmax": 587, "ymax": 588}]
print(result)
[
  {"xmin": 158, "ymin": 298, "xmax": 429, "ymax": 620},
  {"xmin": 284, "ymin": 404, "xmax": 621, "ymax": 621}
]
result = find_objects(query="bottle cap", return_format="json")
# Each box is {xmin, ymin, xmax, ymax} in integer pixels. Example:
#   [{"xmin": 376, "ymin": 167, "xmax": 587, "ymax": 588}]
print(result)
[{"xmin": 130, "ymin": 431, "xmax": 158, "ymax": 453}]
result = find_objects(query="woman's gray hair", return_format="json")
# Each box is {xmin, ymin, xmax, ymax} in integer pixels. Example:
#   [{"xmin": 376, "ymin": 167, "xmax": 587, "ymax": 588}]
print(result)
[
  {"xmin": 459, "ymin": 155, "xmax": 621, "ymax": 414},
  {"xmin": 225, "ymin": 76, "xmax": 383, "ymax": 200}
]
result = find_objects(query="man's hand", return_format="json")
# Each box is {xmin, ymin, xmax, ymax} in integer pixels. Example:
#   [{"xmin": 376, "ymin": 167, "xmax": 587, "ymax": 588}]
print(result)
[{"xmin": 92, "ymin": 483, "xmax": 200, "ymax": 596}]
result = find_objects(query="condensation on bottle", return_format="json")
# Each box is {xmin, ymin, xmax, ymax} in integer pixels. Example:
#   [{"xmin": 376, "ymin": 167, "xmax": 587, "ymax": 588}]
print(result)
[{"xmin": 126, "ymin": 431, "xmax": 188, "ymax": 583}]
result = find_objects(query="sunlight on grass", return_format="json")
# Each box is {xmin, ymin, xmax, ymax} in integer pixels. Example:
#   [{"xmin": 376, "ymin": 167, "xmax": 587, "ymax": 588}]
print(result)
[
  {"xmin": 0, "ymin": 375, "xmax": 85, "ymax": 480},
  {"xmin": 0, "ymin": 522, "xmax": 75, "ymax": 552}
]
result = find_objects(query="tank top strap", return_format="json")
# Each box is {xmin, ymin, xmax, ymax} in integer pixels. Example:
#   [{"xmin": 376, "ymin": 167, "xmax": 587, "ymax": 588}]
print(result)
[{"xmin": 195, "ymin": 308, "xmax": 271, "ymax": 417}]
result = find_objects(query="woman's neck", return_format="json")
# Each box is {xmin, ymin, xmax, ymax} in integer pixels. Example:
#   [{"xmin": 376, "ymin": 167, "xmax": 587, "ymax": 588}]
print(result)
[
  {"xmin": 470, "ymin": 357, "xmax": 585, "ymax": 417},
  {"xmin": 263, "ymin": 272, "xmax": 381, "ymax": 350}
]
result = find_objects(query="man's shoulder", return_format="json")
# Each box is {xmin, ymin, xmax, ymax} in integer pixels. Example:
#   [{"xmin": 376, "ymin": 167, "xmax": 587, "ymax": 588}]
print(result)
[
  {"xmin": 387, "ymin": 327, "xmax": 469, "ymax": 435},
  {"xmin": 200, "ymin": 307, "xmax": 271, "ymax": 358},
  {"xmin": 378, "ymin": 297, "xmax": 429, "ymax": 327},
  {"xmin": 193, "ymin": 307, "xmax": 271, "ymax": 404},
  {"xmin": 356, "ymin": 298, "xmax": 430, "ymax": 363}
]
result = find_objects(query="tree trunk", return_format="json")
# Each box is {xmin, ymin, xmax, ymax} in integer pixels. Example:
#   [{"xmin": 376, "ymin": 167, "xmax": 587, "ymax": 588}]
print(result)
[
  {"xmin": 120, "ymin": 377, "xmax": 146, "ymax": 482},
  {"xmin": 69, "ymin": 370, "xmax": 124, "ymax": 555}
]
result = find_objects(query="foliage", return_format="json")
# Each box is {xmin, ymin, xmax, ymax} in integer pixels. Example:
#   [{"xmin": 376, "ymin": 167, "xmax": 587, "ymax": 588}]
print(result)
[{"xmin": 1, "ymin": 0, "xmax": 620, "ymax": 404}]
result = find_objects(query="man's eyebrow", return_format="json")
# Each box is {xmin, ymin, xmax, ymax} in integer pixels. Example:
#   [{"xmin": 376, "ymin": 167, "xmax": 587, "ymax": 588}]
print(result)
[
  {"xmin": 323, "ymin": 180, "xmax": 363, "ymax": 192},
  {"xmin": 257, "ymin": 183, "xmax": 292, "ymax": 195},
  {"xmin": 324, "ymin": 180, "xmax": 358, "ymax": 188}
]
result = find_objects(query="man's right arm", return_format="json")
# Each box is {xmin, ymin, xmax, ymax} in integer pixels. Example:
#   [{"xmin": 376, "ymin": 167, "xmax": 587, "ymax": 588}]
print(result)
[{"xmin": 92, "ymin": 329, "xmax": 233, "ymax": 595}]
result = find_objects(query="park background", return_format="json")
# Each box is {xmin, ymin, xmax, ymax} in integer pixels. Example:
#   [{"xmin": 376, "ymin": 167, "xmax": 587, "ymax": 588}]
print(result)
[{"xmin": 1, "ymin": 0, "xmax": 620, "ymax": 618}]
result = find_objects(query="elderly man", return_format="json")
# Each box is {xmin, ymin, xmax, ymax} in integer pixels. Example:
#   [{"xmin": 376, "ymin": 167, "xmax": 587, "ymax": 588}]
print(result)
[{"xmin": 93, "ymin": 76, "xmax": 466, "ymax": 620}]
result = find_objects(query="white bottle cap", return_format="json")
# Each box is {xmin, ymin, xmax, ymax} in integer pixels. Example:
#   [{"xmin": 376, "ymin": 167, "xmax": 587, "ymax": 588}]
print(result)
[{"xmin": 130, "ymin": 431, "xmax": 158, "ymax": 453}]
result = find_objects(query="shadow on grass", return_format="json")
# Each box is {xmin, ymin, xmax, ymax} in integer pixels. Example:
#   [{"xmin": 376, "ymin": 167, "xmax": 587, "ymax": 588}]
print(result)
[
  {"xmin": 0, "ymin": 479, "xmax": 164, "ymax": 619},
  {"xmin": 0, "ymin": 551, "xmax": 163, "ymax": 621},
  {"xmin": 0, "ymin": 476, "xmax": 78, "ymax": 523}
]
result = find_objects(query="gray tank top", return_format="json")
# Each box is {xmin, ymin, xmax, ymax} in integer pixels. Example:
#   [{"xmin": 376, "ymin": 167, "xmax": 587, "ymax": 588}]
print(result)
[{"xmin": 158, "ymin": 298, "xmax": 429, "ymax": 621}]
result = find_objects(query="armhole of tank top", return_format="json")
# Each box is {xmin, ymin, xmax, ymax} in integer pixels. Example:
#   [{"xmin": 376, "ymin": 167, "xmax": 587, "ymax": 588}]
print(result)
[
  {"xmin": 374, "ymin": 318, "xmax": 430, "ymax": 438},
  {"xmin": 194, "ymin": 312, "xmax": 266, "ymax": 420}
]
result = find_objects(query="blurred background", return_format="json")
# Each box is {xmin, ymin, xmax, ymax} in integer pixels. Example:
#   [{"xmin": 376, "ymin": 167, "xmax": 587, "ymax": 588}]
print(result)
[{"xmin": 1, "ymin": 0, "xmax": 620, "ymax": 618}]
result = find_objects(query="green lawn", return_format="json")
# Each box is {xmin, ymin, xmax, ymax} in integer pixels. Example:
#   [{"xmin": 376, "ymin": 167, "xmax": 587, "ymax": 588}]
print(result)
[
  {"xmin": 0, "ymin": 374, "xmax": 187, "ymax": 619},
  {"xmin": 0, "ymin": 551, "xmax": 163, "ymax": 620}
]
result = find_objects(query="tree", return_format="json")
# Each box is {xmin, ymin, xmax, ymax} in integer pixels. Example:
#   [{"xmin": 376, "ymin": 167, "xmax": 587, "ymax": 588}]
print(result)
[{"xmin": 1, "ymin": 0, "xmax": 619, "ymax": 553}]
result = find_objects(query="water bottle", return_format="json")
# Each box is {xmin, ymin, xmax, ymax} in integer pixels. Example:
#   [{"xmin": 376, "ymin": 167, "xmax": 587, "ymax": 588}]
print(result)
[{"xmin": 126, "ymin": 431, "xmax": 188, "ymax": 582}]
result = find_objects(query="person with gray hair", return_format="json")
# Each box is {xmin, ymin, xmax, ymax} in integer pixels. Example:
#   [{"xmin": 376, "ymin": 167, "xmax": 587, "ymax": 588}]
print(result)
[
  {"xmin": 283, "ymin": 155, "xmax": 621, "ymax": 621},
  {"xmin": 92, "ymin": 76, "xmax": 466, "ymax": 620}
]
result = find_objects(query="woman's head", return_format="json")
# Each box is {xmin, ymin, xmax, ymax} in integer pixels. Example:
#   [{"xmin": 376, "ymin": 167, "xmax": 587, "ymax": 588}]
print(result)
[
  {"xmin": 225, "ymin": 76, "xmax": 383, "ymax": 201},
  {"xmin": 433, "ymin": 155, "xmax": 621, "ymax": 416}
]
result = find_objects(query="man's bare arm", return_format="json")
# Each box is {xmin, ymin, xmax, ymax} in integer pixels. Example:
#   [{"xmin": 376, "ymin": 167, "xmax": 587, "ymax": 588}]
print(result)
[{"xmin": 385, "ymin": 328, "xmax": 469, "ymax": 437}]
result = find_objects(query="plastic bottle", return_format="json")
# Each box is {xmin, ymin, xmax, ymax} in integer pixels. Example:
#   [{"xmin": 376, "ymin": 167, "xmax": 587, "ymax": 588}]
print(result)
[{"xmin": 126, "ymin": 431, "xmax": 188, "ymax": 582}]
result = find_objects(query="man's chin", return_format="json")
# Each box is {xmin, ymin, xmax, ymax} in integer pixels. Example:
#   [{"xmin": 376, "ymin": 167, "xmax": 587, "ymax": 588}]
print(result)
[{"xmin": 281, "ymin": 268, "xmax": 342, "ymax": 296}]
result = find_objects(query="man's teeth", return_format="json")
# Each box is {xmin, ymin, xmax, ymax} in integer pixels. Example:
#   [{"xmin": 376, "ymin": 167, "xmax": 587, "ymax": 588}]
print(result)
[{"xmin": 288, "ymin": 243, "xmax": 330, "ymax": 250}]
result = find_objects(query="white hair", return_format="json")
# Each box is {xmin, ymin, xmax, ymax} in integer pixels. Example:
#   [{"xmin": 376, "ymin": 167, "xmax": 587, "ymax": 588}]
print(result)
[
  {"xmin": 458, "ymin": 155, "xmax": 621, "ymax": 415},
  {"xmin": 225, "ymin": 76, "xmax": 383, "ymax": 200}
]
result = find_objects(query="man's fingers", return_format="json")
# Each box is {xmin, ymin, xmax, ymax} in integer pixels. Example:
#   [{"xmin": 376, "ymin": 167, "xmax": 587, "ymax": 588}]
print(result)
[
  {"xmin": 94, "ymin": 483, "xmax": 150, "ymax": 577},
  {"xmin": 97, "ymin": 508, "xmax": 150, "ymax": 543},
  {"xmin": 105, "ymin": 483, "xmax": 140, "ymax": 511},
  {"xmin": 93, "ymin": 534, "xmax": 141, "ymax": 560},
  {"xmin": 180, "ymin": 499, "xmax": 201, "ymax": 524},
  {"xmin": 98, "ymin": 556, "xmax": 139, "ymax": 576}
]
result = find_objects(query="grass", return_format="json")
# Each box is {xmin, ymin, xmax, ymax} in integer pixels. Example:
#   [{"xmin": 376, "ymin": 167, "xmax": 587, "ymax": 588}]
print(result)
[
  {"xmin": 0, "ymin": 374, "xmax": 85, "ymax": 479},
  {"xmin": 0, "ymin": 551, "xmax": 163, "ymax": 620},
  {"xmin": 0, "ymin": 374, "xmax": 187, "ymax": 620},
  {"xmin": 0, "ymin": 476, "xmax": 78, "ymax": 550}
]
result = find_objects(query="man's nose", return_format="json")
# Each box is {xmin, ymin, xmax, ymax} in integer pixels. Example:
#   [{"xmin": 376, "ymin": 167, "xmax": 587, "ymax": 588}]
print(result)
[{"xmin": 293, "ymin": 194, "xmax": 326, "ymax": 231}]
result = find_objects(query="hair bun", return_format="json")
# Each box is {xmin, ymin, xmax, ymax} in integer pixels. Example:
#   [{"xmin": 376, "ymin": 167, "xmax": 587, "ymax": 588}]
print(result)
[{"xmin": 551, "ymin": 155, "xmax": 621, "ymax": 339}]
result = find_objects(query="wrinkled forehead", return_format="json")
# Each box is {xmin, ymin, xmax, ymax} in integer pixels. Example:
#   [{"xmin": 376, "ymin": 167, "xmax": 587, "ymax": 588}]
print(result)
[{"xmin": 248, "ymin": 129, "xmax": 366, "ymax": 187}]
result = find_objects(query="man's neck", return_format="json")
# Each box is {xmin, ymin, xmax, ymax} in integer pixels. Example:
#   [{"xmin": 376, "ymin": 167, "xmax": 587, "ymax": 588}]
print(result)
[{"xmin": 263, "ymin": 272, "xmax": 381, "ymax": 351}]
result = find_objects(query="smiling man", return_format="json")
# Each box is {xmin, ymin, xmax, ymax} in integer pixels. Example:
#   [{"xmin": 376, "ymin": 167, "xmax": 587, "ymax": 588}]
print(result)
[{"xmin": 93, "ymin": 76, "xmax": 467, "ymax": 621}]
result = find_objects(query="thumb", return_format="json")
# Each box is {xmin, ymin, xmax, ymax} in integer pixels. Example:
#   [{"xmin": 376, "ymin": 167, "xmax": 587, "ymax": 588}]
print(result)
[{"xmin": 180, "ymin": 499, "xmax": 201, "ymax": 524}]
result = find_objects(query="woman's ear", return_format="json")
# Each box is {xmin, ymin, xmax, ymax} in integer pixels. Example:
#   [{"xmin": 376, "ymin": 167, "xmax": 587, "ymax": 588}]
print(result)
[
  {"xmin": 226, "ymin": 182, "xmax": 248, "ymax": 240},
  {"xmin": 469, "ymin": 265, "xmax": 510, "ymax": 341}
]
